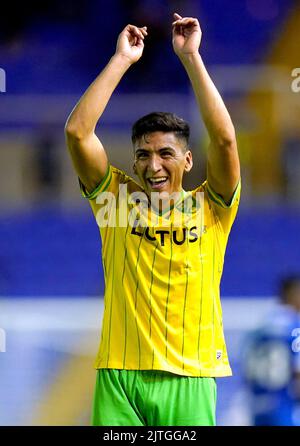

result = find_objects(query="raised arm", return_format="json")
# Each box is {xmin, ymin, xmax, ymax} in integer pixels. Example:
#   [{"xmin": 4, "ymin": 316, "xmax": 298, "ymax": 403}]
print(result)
[
  {"xmin": 172, "ymin": 13, "xmax": 240, "ymax": 203},
  {"xmin": 65, "ymin": 25, "xmax": 148, "ymax": 193}
]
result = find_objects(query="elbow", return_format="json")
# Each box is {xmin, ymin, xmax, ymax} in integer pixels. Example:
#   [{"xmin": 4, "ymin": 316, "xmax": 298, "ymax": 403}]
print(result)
[
  {"xmin": 65, "ymin": 119, "xmax": 80, "ymax": 140},
  {"xmin": 222, "ymin": 137, "xmax": 237, "ymax": 152},
  {"xmin": 208, "ymin": 120, "xmax": 236, "ymax": 151},
  {"xmin": 215, "ymin": 131, "xmax": 237, "ymax": 152},
  {"xmin": 213, "ymin": 139, "xmax": 237, "ymax": 155},
  {"xmin": 64, "ymin": 119, "xmax": 88, "ymax": 142}
]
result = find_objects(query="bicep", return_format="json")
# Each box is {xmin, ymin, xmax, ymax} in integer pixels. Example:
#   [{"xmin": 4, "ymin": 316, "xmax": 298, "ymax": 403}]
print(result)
[
  {"xmin": 207, "ymin": 140, "xmax": 240, "ymax": 205},
  {"xmin": 65, "ymin": 131, "xmax": 108, "ymax": 193}
]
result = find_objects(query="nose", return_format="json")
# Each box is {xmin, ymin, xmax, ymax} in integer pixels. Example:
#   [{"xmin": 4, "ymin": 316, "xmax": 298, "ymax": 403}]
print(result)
[{"xmin": 148, "ymin": 154, "xmax": 162, "ymax": 173}]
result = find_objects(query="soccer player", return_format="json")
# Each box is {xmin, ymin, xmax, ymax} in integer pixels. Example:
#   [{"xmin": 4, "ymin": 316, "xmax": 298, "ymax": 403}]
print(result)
[
  {"xmin": 243, "ymin": 276, "xmax": 300, "ymax": 426},
  {"xmin": 65, "ymin": 13, "xmax": 240, "ymax": 426}
]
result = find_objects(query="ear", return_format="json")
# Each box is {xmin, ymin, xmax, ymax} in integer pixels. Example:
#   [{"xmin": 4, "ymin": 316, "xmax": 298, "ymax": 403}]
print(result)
[{"xmin": 184, "ymin": 150, "xmax": 193, "ymax": 173}]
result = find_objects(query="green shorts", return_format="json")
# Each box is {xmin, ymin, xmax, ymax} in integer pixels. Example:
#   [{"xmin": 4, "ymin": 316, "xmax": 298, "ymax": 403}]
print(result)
[{"xmin": 91, "ymin": 369, "xmax": 217, "ymax": 426}]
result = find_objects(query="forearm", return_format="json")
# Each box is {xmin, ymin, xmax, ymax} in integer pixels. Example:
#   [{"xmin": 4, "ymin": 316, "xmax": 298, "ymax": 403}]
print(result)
[
  {"xmin": 180, "ymin": 52, "xmax": 235, "ymax": 146},
  {"xmin": 172, "ymin": 13, "xmax": 239, "ymax": 200},
  {"xmin": 65, "ymin": 54, "xmax": 131, "ymax": 138}
]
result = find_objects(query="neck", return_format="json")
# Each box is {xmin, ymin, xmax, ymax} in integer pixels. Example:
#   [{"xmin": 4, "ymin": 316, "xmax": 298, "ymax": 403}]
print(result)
[{"xmin": 148, "ymin": 189, "xmax": 185, "ymax": 216}]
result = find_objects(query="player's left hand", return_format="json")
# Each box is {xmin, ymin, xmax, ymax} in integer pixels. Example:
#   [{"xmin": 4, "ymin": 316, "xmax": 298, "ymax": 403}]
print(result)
[{"xmin": 172, "ymin": 13, "xmax": 202, "ymax": 58}]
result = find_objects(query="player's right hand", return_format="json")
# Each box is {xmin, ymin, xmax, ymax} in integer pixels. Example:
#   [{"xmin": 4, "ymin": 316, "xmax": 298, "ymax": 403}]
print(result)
[{"xmin": 115, "ymin": 25, "xmax": 148, "ymax": 64}]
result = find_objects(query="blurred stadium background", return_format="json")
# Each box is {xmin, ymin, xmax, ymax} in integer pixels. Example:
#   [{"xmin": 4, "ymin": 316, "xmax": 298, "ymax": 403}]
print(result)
[{"xmin": 1, "ymin": 0, "xmax": 300, "ymax": 426}]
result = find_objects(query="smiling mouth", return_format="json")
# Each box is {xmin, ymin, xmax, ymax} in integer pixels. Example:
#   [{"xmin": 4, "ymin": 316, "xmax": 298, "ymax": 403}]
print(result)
[{"xmin": 147, "ymin": 177, "xmax": 168, "ymax": 189}]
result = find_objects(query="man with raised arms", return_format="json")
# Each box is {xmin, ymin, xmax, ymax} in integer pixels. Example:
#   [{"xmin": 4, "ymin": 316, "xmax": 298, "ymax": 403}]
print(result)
[{"xmin": 65, "ymin": 13, "xmax": 240, "ymax": 426}]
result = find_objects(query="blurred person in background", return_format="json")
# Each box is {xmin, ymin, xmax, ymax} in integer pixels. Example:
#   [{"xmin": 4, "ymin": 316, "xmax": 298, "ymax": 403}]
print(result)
[
  {"xmin": 281, "ymin": 130, "xmax": 300, "ymax": 204},
  {"xmin": 242, "ymin": 276, "xmax": 300, "ymax": 426},
  {"xmin": 65, "ymin": 13, "xmax": 240, "ymax": 426},
  {"xmin": 32, "ymin": 127, "xmax": 61, "ymax": 203}
]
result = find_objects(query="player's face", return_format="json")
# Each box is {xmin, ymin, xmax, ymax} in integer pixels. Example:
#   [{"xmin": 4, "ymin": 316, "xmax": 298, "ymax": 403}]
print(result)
[{"xmin": 133, "ymin": 131, "xmax": 193, "ymax": 196}]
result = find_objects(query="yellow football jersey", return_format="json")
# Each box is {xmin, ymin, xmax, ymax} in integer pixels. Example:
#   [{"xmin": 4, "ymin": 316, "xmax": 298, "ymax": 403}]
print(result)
[{"xmin": 80, "ymin": 165, "xmax": 241, "ymax": 377}]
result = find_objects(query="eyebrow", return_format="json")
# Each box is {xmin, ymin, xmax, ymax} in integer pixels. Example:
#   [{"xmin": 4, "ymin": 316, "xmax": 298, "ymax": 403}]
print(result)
[{"xmin": 135, "ymin": 147, "xmax": 177, "ymax": 154}]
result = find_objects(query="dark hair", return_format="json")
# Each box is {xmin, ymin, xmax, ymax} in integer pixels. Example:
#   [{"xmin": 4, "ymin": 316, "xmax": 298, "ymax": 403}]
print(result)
[
  {"xmin": 279, "ymin": 275, "xmax": 300, "ymax": 303},
  {"xmin": 131, "ymin": 112, "xmax": 190, "ymax": 146}
]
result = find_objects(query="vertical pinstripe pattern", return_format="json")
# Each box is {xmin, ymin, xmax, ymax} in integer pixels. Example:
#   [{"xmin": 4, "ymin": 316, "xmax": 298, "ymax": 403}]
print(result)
[
  {"xmin": 197, "ymin": 200, "xmax": 204, "ymax": 375},
  {"xmin": 89, "ymin": 170, "xmax": 239, "ymax": 377},
  {"xmin": 106, "ymin": 225, "xmax": 116, "ymax": 367},
  {"xmin": 149, "ymin": 241, "xmax": 159, "ymax": 369},
  {"xmin": 100, "ymin": 256, "xmax": 108, "ymax": 350},
  {"xmin": 211, "ymin": 211, "xmax": 217, "ymax": 362},
  {"xmin": 164, "ymin": 223, "xmax": 173, "ymax": 361},
  {"xmin": 106, "ymin": 191, "xmax": 120, "ymax": 367},
  {"xmin": 181, "ymin": 219, "xmax": 190, "ymax": 372},
  {"xmin": 181, "ymin": 265, "xmax": 189, "ymax": 372},
  {"xmin": 221, "ymin": 315, "xmax": 227, "ymax": 359},
  {"xmin": 149, "ymin": 242, "xmax": 159, "ymax": 345},
  {"xmin": 121, "ymin": 224, "xmax": 130, "ymax": 368},
  {"xmin": 134, "ymin": 232, "xmax": 145, "ymax": 370},
  {"xmin": 102, "ymin": 256, "xmax": 107, "ymax": 279}
]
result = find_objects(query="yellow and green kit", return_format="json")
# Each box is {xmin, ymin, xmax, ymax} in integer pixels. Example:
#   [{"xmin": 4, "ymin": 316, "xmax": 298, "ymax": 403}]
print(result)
[{"xmin": 80, "ymin": 164, "xmax": 240, "ymax": 425}]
